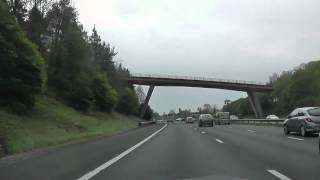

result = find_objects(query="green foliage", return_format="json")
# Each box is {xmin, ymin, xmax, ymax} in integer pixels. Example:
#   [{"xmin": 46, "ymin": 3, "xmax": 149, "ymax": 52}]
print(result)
[
  {"xmin": 0, "ymin": 96, "xmax": 138, "ymax": 157},
  {"xmin": 92, "ymin": 73, "xmax": 118, "ymax": 112},
  {"xmin": 138, "ymin": 104, "xmax": 154, "ymax": 121},
  {"xmin": 0, "ymin": 1, "xmax": 45, "ymax": 113},
  {"xmin": 116, "ymin": 88, "xmax": 139, "ymax": 115},
  {"xmin": 224, "ymin": 61, "xmax": 320, "ymax": 116},
  {"xmin": 2, "ymin": 0, "xmax": 142, "ymax": 115},
  {"xmin": 222, "ymin": 98, "xmax": 253, "ymax": 117}
]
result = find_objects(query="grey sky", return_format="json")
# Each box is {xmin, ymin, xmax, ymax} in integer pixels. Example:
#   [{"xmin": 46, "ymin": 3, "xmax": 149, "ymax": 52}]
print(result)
[{"xmin": 75, "ymin": 0, "xmax": 320, "ymax": 113}]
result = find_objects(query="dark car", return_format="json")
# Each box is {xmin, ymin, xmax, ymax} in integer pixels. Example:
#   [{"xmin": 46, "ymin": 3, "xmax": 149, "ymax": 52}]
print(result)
[
  {"xmin": 198, "ymin": 114, "xmax": 214, "ymax": 127},
  {"xmin": 284, "ymin": 107, "xmax": 320, "ymax": 136}
]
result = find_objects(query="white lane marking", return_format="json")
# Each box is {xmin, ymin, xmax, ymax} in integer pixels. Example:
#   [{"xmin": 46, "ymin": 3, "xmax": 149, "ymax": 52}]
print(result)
[
  {"xmin": 267, "ymin": 169, "xmax": 291, "ymax": 180},
  {"xmin": 201, "ymin": 131, "xmax": 206, "ymax": 134},
  {"xmin": 228, "ymin": 127, "xmax": 232, "ymax": 129},
  {"xmin": 194, "ymin": 128, "xmax": 197, "ymax": 130},
  {"xmin": 215, "ymin": 139, "xmax": 224, "ymax": 143},
  {"xmin": 287, "ymin": 137, "xmax": 304, "ymax": 141},
  {"xmin": 78, "ymin": 124, "xmax": 167, "ymax": 180},
  {"xmin": 247, "ymin": 130, "xmax": 256, "ymax": 133}
]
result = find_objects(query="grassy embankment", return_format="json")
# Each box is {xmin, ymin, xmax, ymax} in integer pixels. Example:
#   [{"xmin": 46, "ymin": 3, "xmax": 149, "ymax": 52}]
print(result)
[{"xmin": 0, "ymin": 96, "xmax": 140, "ymax": 158}]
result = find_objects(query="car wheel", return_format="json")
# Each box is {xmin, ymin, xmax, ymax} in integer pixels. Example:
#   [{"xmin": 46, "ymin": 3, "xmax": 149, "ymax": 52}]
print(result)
[
  {"xmin": 300, "ymin": 126, "xmax": 307, "ymax": 137},
  {"xmin": 284, "ymin": 125, "xmax": 289, "ymax": 135}
]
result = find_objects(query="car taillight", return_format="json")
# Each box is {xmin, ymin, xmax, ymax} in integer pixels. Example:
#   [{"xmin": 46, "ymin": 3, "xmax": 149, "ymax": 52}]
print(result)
[{"xmin": 305, "ymin": 118, "xmax": 313, "ymax": 122}]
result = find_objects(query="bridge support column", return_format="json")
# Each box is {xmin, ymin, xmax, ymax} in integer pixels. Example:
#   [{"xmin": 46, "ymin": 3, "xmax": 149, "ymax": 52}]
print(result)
[
  {"xmin": 140, "ymin": 85, "xmax": 155, "ymax": 118},
  {"xmin": 247, "ymin": 91, "xmax": 264, "ymax": 119}
]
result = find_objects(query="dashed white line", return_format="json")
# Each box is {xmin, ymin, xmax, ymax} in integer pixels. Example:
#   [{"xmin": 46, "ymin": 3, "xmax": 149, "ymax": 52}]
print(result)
[
  {"xmin": 215, "ymin": 139, "xmax": 224, "ymax": 143},
  {"xmin": 287, "ymin": 137, "xmax": 304, "ymax": 141},
  {"xmin": 247, "ymin": 130, "xmax": 256, "ymax": 133},
  {"xmin": 228, "ymin": 127, "xmax": 232, "ymax": 129},
  {"xmin": 77, "ymin": 124, "xmax": 167, "ymax": 180},
  {"xmin": 267, "ymin": 169, "xmax": 291, "ymax": 180},
  {"xmin": 201, "ymin": 131, "xmax": 206, "ymax": 134}
]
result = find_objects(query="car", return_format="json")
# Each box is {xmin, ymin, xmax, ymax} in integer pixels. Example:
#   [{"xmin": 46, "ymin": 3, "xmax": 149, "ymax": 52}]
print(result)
[
  {"xmin": 230, "ymin": 115, "xmax": 239, "ymax": 120},
  {"xmin": 198, "ymin": 114, "xmax": 214, "ymax": 127},
  {"xmin": 186, "ymin": 117, "xmax": 194, "ymax": 123},
  {"xmin": 167, "ymin": 119, "xmax": 173, "ymax": 123},
  {"xmin": 266, "ymin": 115, "xmax": 280, "ymax": 120},
  {"xmin": 284, "ymin": 107, "xmax": 320, "ymax": 136}
]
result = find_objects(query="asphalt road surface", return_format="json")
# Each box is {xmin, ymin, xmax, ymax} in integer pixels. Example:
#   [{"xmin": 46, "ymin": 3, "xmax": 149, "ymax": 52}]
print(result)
[{"xmin": 0, "ymin": 123, "xmax": 319, "ymax": 180}]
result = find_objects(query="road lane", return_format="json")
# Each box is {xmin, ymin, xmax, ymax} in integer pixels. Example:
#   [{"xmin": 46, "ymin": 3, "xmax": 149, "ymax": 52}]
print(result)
[
  {"xmin": 203, "ymin": 124, "xmax": 320, "ymax": 180},
  {"xmin": 0, "ymin": 123, "xmax": 319, "ymax": 180},
  {"xmin": 94, "ymin": 123, "xmax": 278, "ymax": 180},
  {"xmin": 0, "ymin": 124, "xmax": 163, "ymax": 180}
]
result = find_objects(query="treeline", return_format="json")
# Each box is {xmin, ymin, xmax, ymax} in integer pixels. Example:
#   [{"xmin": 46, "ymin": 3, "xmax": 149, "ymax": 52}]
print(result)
[
  {"xmin": 1, "ymin": 0, "xmax": 139, "ymax": 115},
  {"xmin": 222, "ymin": 60, "xmax": 320, "ymax": 117}
]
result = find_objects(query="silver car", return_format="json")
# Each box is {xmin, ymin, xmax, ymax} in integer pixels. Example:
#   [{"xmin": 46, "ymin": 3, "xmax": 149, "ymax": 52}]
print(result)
[
  {"xmin": 284, "ymin": 107, "xmax": 320, "ymax": 136},
  {"xmin": 198, "ymin": 114, "xmax": 214, "ymax": 127}
]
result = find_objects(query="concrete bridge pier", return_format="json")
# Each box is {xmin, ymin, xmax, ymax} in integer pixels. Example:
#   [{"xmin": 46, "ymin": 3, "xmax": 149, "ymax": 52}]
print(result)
[
  {"xmin": 140, "ymin": 85, "xmax": 155, "ymax": 118},
  {"xmin": 247, "ymin": 91, "xmax": 264, "ymax": 119}
]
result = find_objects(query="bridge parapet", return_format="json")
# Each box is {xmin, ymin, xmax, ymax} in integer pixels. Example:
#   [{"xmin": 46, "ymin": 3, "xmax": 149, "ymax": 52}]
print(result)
[{"xmin": 131, "ymin": 73, "xmax": 269, "ymax": 86}]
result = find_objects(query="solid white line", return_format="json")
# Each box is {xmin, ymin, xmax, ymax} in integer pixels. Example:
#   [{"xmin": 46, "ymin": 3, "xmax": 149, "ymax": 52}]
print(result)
[
  {"xmin": 287, "ymin": 137, "xmax": 304, "ymax": 141},
  {"xmin": 267, "ymin": 169, "xmax": 291, "ymax": 180},
  {"xmin": 78, "ymin": 124, "xmax": 167, "ymax": 180},
  {"xmin": 216, "ymin": 139, "xmax": 224, "ymax": 143},
  {"xmin": 247, "ymin": 130, "xmax": 256, "ymax": 133}
]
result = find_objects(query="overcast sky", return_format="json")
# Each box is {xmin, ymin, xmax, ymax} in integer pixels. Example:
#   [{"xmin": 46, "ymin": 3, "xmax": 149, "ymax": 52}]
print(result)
[{"xmin": 75, "ymin": 0, "xmax": 320, "ymax": 114}]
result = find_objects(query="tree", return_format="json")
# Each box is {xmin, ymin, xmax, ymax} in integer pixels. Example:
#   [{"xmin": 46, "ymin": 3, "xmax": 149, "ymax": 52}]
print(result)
[
  {"xmin": 25, "ymin": 5, "xmax": 45, "ymax": 52},
  {"xmin": 89, "ymin": 26, "xmax": 117, "ymax": 83},
  {"xmin": 138, "ymin": 104, "xmax": 154, "ymax": 121},
  {"xmin": 45, "ymin": 0, "xmax": 94, "ymax": 111},
  {"xmin": 92, "ymin": 73, "xmax": 118, "ymax": 112},
  {"xmin": 116, "ymin": 88, "xmax": 139, "ymax": 115},
  {"xmin": 135, "ymin": 85, "xmax": 145, "ymax": 104},
  {"xmin": 7, "ymin": 0, "xmax": 27, "ymax": 26},
  {"xmin": 0, "ymin": 0, "xmax": 45, "ymax": 113}
]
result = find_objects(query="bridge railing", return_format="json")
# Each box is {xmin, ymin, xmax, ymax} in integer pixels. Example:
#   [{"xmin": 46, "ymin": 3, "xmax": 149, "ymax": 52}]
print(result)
[{"xmin": 131, "ymin": 73, "xmax": 269, "ymax": 86}]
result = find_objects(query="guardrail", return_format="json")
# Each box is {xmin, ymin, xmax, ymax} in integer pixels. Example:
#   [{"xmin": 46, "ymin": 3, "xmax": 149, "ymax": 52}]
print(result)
[
  {"xmin": 231, "ymin": 119, "xmax": 285, "ymax": 126},
  {"xmin": 138, "ymin": 120, "xmax": 156, "ymax": 127},
  {"xmin": 131, "ymin": 73, "xmax": 269, "ymax": 86}
]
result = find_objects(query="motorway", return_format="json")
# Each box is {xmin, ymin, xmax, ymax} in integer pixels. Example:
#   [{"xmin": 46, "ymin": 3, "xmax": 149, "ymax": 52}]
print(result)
[{"xmin": 0, "ymin": 123, "xmax": 319, "ymax": 180}]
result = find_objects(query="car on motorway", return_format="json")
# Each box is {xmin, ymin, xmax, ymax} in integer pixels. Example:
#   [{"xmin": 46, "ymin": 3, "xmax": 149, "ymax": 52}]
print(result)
[
  {"xmin": 266, "ymin": 114, "xmax": 280, "ymax": 120},
  {"xmin": 186, "ymin": 117, "xmax": 194, "ymax": 123},
  {"xmin": 284, "ymin": 107, "xmax": 320, "ymax": 136},
  {"xmin": 198, "ymin": 114, "xmax": 214, "ymax": 127},
  {"xmin": 230, "ymin": 115, "xmax": 239, "ymax": 120}
]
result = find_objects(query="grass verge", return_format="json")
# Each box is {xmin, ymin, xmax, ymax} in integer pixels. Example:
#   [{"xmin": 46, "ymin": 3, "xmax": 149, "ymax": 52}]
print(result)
[{"xmin": 0, "ymin": 96, "xmax": 139, "ymax": 158}]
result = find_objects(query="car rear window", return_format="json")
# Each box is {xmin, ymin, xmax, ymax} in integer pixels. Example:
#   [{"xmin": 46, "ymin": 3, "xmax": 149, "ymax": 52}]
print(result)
[
  {"xmin": 202, "ymin": 114, "xmax": 213, "ymax": 120},
  {"xmin": 307, "ymin": 108, "xmax": 320, "ymax": 116}
]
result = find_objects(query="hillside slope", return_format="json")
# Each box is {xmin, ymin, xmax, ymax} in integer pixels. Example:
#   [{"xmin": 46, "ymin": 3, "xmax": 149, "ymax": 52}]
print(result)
[{"xmin": 0, "ymin": 96, "xmax": 140, "ymax": 158}]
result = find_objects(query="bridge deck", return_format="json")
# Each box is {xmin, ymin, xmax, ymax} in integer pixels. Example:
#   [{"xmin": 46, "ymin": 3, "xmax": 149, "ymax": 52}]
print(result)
[{"xmin": 125, "ymin": 73, "xmax": 273, "ymax": 92}]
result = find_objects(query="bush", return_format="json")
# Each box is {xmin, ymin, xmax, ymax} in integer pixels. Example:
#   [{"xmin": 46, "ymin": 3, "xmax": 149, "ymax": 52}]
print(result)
[
  {"xmin": 116, "ymin": 88, "xmax": 139, "ymax": 115},
  {"xmin": 0, "ymin": 1, "xmax": 45, "ymax": 113},
  {"xmin": 92, "ymin": 73, "xmax": 118, "ymax": 112},
  {"xmin": 138, "ymin": 104, "xmax": 154, "ymax": 121},
  {"xmin": 62, "ymin": 73, "xmax": 93, "ymax": 111}
]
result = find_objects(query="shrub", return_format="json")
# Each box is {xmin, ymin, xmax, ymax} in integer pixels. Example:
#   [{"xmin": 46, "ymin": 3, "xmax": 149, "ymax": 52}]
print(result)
[{"xmin": 0, "ymin": 1, "xmax": 45, "ymax": 113}]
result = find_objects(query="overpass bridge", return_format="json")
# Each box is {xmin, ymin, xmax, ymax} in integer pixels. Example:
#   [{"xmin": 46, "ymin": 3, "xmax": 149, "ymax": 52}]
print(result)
[{"xmin": 125, "ymin": 73, "xmax": 273, "ymax": 119}]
